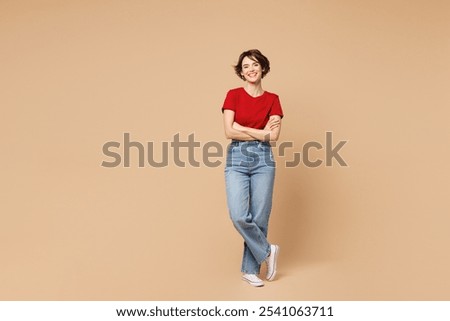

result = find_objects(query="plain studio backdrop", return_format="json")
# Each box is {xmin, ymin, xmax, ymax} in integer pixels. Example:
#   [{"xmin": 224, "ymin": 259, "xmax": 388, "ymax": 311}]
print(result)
[{"xmin": 1, "ymin": 0, "xmax": 449, "ymax": 300}]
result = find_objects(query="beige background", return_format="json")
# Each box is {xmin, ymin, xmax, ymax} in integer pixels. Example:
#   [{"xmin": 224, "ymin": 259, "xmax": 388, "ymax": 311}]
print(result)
[{"xmin": 1, "ymin": 0, "xmax": 449, "ymax": 300}]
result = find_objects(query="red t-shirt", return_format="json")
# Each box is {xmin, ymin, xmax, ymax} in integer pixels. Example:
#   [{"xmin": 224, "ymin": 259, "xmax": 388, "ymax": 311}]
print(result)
[{"xmin": 221, "ymin": 87, "xmax": 284, "ymax": 129}]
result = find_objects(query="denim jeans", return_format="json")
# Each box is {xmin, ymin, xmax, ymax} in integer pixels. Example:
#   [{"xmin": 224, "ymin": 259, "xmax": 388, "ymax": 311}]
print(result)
[{"xmin": 224, "ymin": 140, "xmax": 276, "ymax": 274}]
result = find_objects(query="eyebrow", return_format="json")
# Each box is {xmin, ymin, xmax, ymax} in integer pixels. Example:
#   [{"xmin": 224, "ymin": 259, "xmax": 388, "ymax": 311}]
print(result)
[{"xmin": 242, "ymin": 62, "xmax": 259, "ymax": 67}]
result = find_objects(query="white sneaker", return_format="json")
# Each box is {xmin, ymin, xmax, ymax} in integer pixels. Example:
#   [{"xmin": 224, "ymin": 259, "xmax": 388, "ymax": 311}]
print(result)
[
  {"xmin": 242, "ymin": 274, "xmax": 264, "ymax": 287},
  {"xmin": 265, "ymin": 244, "xmax": 279, "ymax": 281}
]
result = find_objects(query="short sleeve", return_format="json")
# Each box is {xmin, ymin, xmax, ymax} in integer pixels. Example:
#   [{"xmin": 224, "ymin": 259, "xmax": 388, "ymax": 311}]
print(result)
[
  {"xmin": 269, "ymin": 95, "xmax": 284, "ymax": 118},
  {"xmin": 221, "ymin": 89, "xmax": 236, "ymax": 113}
]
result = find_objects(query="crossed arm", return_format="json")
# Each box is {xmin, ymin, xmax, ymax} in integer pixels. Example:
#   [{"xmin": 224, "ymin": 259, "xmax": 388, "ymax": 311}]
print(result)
[{"xmin": 222, "ymin": 109, "xmax": 282, "ymax": 142}]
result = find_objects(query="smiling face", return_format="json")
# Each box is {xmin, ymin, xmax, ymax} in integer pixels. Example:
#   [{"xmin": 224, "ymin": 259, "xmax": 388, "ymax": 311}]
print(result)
[{"xmin": 240, "ymin": 56, "xmax": 263, "ymax": 83}]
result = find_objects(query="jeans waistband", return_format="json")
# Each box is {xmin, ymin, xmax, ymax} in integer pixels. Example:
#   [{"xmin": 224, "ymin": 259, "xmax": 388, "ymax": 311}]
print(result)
[{"xmin": 231, "ymin": 140, "xmax": 271, "ymax": 147}]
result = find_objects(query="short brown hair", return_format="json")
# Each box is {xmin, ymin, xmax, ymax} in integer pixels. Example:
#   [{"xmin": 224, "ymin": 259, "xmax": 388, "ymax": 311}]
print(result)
[{"xmin": 234, "ymin": 49, "xmax": 271, "ymax": 81}]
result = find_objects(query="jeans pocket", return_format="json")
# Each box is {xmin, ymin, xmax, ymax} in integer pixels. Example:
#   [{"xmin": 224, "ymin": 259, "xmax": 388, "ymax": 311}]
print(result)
[
  {"xmin": 256, "ymin": 143, "xmax": 274, "ymax": 166},
  {"xmin": 226, "ymin": 144, "xmax": 237, "ymax": 168},
  {"xmin": 257, "ymin": 142, "xmax": 271, "ymax": 153}
]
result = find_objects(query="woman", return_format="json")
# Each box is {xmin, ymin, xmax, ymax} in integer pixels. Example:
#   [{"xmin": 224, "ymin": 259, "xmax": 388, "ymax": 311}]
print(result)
[{"xmin": 221, "ymin": 49, "xmax": 284, "ymax": 287}]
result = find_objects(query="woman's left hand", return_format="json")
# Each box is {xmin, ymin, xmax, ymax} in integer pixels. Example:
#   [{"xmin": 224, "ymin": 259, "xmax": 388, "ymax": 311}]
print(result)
[{"xmin": 264, "ymin": 117, "xmax": 281, "ymax": 131}]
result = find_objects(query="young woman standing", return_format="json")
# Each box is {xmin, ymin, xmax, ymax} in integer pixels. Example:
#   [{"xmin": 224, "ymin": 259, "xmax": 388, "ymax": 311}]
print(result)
[{"xmin": 222, "ymin": 49, "xmax": 284, "ymax": 287}]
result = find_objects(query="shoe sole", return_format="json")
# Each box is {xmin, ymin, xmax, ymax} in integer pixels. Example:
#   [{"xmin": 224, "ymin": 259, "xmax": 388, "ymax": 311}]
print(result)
[
  {"xmin": 266, "ymin": 245, "xmax": 279, "ymax": 281},
  {"xmin": 242, "ymin": 276, "xmax": 264, "ymax": 287}
]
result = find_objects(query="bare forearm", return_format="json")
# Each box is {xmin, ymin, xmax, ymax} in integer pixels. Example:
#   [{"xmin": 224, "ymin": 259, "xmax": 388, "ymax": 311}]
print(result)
[
  {"xmin": 240, "ymin": 127, "xmax": 272, "ymax": 142},
  {"xmin": 225, "ymin": 127, "xmax": 259, "ymax": 141}
]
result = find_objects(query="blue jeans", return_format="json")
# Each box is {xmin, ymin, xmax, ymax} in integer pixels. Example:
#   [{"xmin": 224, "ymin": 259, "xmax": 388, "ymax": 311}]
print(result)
[{"xmin": 224, "ymin": 140, "xmax": 276, "ymax": 274}]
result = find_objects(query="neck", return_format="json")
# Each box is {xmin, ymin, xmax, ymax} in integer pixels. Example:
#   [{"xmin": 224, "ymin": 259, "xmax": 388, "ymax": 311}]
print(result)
[{"xmin": 244, "ymin": 81, "xmax": 264, "ymax": 97}]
